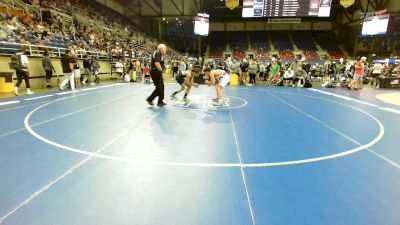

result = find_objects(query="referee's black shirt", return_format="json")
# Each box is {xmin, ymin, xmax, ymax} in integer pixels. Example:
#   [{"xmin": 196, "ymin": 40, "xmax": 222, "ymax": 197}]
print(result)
[{"xmin": 151, "ymin": 50, "xmax": 165, "ymax": 71}]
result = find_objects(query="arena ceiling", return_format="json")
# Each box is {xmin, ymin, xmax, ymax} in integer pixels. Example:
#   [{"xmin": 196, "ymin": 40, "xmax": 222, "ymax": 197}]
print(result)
[
  {"xmin": 116, "ymin": 0, "xmax": 399, "ymax": 24},
  {"xmin": 118, "ymin": 0, "xmax": 200, "ymax": 18}
]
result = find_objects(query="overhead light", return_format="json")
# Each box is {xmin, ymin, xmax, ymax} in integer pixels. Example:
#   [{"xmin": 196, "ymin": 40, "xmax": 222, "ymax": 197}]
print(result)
[
  {"xmin": 167, "ymin": 21, "xmax": 169, "ymax": 23},
  {"xmin": 176, "ymin": 18, "xmax": 178, "ymax": 20},
  {"xmin": 162, "ymin": 18, "xmax": 165, "ymax": 21}
]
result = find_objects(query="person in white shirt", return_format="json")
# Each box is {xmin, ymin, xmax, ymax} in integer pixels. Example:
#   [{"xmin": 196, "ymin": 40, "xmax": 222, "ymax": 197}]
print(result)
[
  {"xmin": 115, "ymin": 59, "xmax": 124, "ymax": 82},
  {"xmin": 370, "ymin": 62, "xmax": 384, "ymax": 86},
  {"xmin": 180, "ymin": 60, "xmax": 187, "ymax": 75},
  {"xmin": 73, "ymin": 55, "xmax": 82, "ymax": 88},
  {"xmin": 259, "ymin": 63, "xmax": 266, "ymax": 81},
  {"xmin": 204, "ymin": 68, "xmax": 231, "ymax": 106},
  {"xmin": 283, "ymin": 67, "xmax": 294, "ymax": 86},
  {"xmin": 14, "ymin": 47, "xmax": 34, "ymax": 95}
]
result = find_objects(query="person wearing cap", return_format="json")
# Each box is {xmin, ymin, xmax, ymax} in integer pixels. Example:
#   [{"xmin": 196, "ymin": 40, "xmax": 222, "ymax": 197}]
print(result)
[
  {"xmin": 146, "ymin": 44, "xmax": 167, "ymax": 107},
  {"xmin": 170, "ymin": 66, "xmax": 202, "ymax": 100},
  {"xmin": 14, "ymin": 47, "xmax": 34, "ymax": 95},
  {"xmin": 59, "ymin": 49, "xmax": 76, "ymax": 90}
]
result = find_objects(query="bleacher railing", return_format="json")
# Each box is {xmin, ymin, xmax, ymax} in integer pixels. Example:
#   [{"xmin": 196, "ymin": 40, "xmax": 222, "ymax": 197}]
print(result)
[{"xmin": 0, "ymin": 41, "xmax": 107, "ymax": 60}]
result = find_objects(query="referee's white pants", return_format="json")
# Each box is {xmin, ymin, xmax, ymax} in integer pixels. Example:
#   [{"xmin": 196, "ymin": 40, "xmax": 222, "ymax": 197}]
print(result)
[{"xmin": 60, "ymin": 72, "xmax": 75, "ymax": 90}]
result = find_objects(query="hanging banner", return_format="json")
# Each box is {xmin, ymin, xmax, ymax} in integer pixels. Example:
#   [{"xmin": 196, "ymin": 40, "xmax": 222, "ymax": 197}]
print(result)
[
  {"xmin": 226, "ymin": 0, "xmax": 239, "ymax": 10},
  {"xmin": 340, "ymin": 0, "xmax": 355, "ymax": 8}
]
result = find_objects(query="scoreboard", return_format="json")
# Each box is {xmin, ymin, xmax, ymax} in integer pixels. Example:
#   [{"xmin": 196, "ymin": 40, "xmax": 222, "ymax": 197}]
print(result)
[{"xmin": 242, "ymin": 0, "xmax": 332, "ymax": 18}]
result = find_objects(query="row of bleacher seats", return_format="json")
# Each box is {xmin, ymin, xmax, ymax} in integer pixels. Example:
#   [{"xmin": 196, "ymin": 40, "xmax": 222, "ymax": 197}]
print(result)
[
  {"xmin": 313, "ymin": 31, "xmax": 340, "ymax": 51},
  {"xmin": 208, "ymin": 31, "xmax": 341, "ymax": 52},
  {"xmin": 210, "ymin": 31, "xmax": 226, "ymax": 52},
  {"xmin": 292, "ymin": 31, "xmax": 317, "ymax": 51},
  {"xmin": 0, "ymin": 0, "xmax": 183, "ymax": 62},
  {"xmin": 229, "ymin": 31, "xmax": 248, "ymax": 52},
  {"xmin": 250, "ymin": 31, "xmax": 270, "ymax": 51},
  {"xmin": 271, "ymin": 32, "xmax": 293, "ymax": 50},
  {"xmin": 208, "ymin": 31, "xmax": 345, "ymax": 60}
]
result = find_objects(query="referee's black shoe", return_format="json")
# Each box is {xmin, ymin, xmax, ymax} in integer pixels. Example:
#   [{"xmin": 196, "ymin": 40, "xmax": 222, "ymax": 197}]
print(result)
[
  {"xmin": 146, "ymin": 98, "xmax": 154, "ymax": 105},
  {"xmin": 157, "ymin": 102, "xmax": 167, "ymax": 107}
]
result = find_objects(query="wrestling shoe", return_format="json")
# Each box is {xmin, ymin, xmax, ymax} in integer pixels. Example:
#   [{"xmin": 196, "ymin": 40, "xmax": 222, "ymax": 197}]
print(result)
[{"xmin": 157, "ymin": 102, "xmax": 167, "ymax": 107}]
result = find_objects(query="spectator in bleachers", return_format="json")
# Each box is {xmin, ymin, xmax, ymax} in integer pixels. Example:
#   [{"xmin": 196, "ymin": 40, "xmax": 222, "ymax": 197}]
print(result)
[
  {"xmin": 42, "ymin": 50, "xmax": 55, "ymax": 88},
  {"xmin": 392, "ymin": 62, "xmax": 400, "ymax": 76},
  {"xmin": 1, "ymin": 21, "xmax": 14, "ymax": 37},
  {"xmin": 0, "ymin": 0, "xmax": 184, "ymax": 87}
]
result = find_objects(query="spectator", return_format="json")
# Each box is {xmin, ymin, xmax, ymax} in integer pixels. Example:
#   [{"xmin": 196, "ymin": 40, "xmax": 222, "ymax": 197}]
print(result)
[
  {"xmin": 142, "ymin": 62, "xmax": 150, "ymax": 83},
  {"xmin": 259, "ymin": 63, "xmax": 266, "ymax": 81},
  {"xmin": 83, "ymin": 55, "xmax": 92, "ymax": 85},
  {"xmin": 115, "ymin": 59, "xmax": 124, "ymax": 81},
  {"xmin": 13, "ymin": 47, "xmax": 34, "ymax": 95},
  {"xmin": 283, "ymin": 68, "xmax": 294, "ymax": 86},
  {"xmin": 171, "ymin": 61, "xmax": 179, "ymax": 78},
  {"xmin": 349, "ymin": 56, "xmax": 366, "ymax": 90},
  {"xmin": 240, "ymin": 59, "xmax": 249, "ymax": 85},
  {"xmin": 294, "ymin": 66, "xmax": 308, "ymax": 87},
  {"xmin": 42, "ymin": 50, "xmax": 55, "ymax": 88},
  {"xmin": 249, "ymin": 61, "xmax": 258, "ymax": 85},
  {"xmin": 370, "ymin": 62, "xmax": 384, "ymax": 86},
  {"xmin": 59, "ymin": 49, "xmax": 76, "ymax": 90},
  {"xmin": 269, "ymin": 59, "xmax": 280, "ymax": 84},
  {"xmin": 91, "ymin": 56, "xmax": 100, "ymax": 83},
  {"xmin": 73, "ymin": 55, "xmax": 82, "ymax": 87}
]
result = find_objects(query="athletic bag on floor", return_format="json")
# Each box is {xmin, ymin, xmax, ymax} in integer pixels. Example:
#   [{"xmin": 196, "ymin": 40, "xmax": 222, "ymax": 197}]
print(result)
[{"xmin": 303, "ymin": 81, "xmax": 312, "ymax": 88}]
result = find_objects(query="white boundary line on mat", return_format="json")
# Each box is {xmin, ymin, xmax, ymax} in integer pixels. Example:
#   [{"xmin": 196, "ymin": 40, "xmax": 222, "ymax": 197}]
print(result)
[
  {"xmin": 308, "ymin": 88, "xmax": 400, "ymax": 115},
  {"xmin": 24, "ymin": 90, "xmax": 384, "ymax": 168}
]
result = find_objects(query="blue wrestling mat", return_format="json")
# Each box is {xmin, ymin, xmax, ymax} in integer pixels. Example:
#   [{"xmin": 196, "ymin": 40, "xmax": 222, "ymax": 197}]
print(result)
[{"xmin": 0, "ymin": 83, "xmax": 399, "ymax": 225}]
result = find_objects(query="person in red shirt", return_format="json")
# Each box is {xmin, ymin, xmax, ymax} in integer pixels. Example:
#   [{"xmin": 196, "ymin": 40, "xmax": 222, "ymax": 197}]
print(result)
[
  {"xmin": 349, "ymin": 56, "xmax": 366, "ymax": 90},
  {"xmin": 142, "ymin": 63, "xmax": 151, "ymax": 83}
]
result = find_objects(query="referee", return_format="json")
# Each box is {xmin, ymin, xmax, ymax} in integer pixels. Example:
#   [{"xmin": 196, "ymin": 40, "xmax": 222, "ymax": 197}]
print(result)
[{"xmin": 146, "ymin": 44, "xmax": 167, "ymax": 107}]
